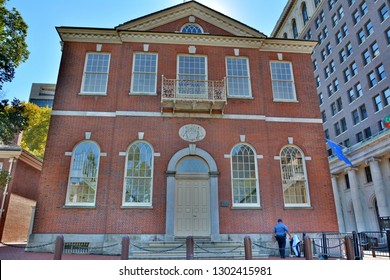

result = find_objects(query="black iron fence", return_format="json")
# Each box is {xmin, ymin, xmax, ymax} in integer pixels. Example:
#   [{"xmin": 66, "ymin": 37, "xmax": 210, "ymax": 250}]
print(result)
[
  {"xmin": 309, "ymin": 231, "xmax": 390, "ymax": 259},
  {"xmin": 359, "ymin": 231, "xmax": 390, "ymax": 258}
]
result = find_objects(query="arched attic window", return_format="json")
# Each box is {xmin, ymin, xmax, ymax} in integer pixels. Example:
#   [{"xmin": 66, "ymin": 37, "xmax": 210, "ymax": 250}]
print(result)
[{"xmin": 181, "ymin": 23, "xmax": 204, "ymax": 34}]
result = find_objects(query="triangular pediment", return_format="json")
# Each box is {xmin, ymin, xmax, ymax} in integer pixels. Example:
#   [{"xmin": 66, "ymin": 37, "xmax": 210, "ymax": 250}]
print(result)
[{"xmin": 116, "ymin": 0, "xmax": 266, "ymax": 38}]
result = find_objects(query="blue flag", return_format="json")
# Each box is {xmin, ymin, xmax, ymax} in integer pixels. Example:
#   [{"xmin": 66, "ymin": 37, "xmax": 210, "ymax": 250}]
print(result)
[{"xmin": 326, "ymin": 139, "xmax": 353, "ymax": 166}]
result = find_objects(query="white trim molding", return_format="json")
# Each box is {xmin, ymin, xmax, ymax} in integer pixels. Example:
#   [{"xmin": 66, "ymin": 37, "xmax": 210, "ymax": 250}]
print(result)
[{"xmin": 51, "ymin": 110, "xmax": 322, "ymax": 124}]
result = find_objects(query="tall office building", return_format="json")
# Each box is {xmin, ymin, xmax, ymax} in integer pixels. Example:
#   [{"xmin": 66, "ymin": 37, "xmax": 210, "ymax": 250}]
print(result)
[
  {"xmin": 272, "ymin": 0, "xmax": 390, "ymax": 232},
  {"xmin": 28, "ymin": 83, "xmax": 56, "ymax": 108}
]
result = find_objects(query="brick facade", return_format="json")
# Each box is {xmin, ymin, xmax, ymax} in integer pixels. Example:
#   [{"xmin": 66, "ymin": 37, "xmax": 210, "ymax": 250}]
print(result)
[
  {"xmin": 30, "ymin": 1, "xmax": 338, "ymax": 250},
  {"xmin": 0, "ymin": 150, "xmax": 42, "ymax": 242}
]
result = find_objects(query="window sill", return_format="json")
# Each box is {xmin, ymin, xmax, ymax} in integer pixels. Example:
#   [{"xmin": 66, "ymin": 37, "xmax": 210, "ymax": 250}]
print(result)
[
  {"xmin": 227, "ymin": 96, "xmax": 254, "ymax": 100},
  {"xmin": 62, "ymin": 205, "xmax": 96, "ymax": 209},
  {"xmin": 129, "ymin": 92, "xmax": 158, "ymax": 96},
  {"xmin": 78, "ymin": 92, "xmax": 107, "ymax": 96},
  {"xmin": 121, "ymin": 205, "xmax": 153, "ymax": 209},
  {"xmin": 273, "ymin": 99, "xmax": 299, "ymax": 103},
  {"xmin": 283, "ymin": 206, "xmax": 312, "ymax": 209},
  {"xmin": 231, "ymin": 206, "xmax": 262, "ymax": 210}
]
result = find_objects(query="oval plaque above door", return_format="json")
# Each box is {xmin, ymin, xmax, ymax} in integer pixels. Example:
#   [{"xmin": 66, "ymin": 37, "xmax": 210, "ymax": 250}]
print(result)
[{"xmin": 179, "ymin": 124, "xmax": 206, "ymax": 142}]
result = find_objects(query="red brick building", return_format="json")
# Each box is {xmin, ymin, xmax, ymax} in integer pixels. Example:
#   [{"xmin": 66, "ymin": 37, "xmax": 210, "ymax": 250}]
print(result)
[
  {"xmin": 28, "ymin": 1, "xmax": 338, "ymax": 253},
  {"xmin": 0, "ymin": 145, "xmax": 42, "ymax": 242}
]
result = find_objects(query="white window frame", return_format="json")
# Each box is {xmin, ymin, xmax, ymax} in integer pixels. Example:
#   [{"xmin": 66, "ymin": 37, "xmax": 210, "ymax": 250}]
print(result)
[
  {"xmin": 130, "ymin": 52, "xmax": 158, "ymax": 95},
  {"xmin": 0, "ymin": 162, "xmax": 3, "ymax": 171},
  {"xmin": 80, "ymin": 52, "xmax": 111, "ymax": 95},
  {"xmin": 226, "ymin": 56, "xmax": 252, "ymax": 98},
  {"xmin": 176, "ymin": 54, "xmax": 208, "ymax": 98},
  {"xmin": 270, "ymin": 61, "xmax": 297, "ymax": 102},
  {"xmin": 65, "ymin": 141, "xmax": 100, "ymax": 207},
  {"xmin": 122, "ymin": 141, "xmax": 154, "ymax": 207},
  {"xmin": 230, "ymin": 143, "xmax": 260, "ymax": 208},
  {"xmin": 279, "ymin": 145, "xmax": 311, "ymax": 208}
]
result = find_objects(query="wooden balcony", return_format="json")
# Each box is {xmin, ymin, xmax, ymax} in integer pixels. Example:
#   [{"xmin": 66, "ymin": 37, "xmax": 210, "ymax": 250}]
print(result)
[{"xmin": 161, "ymin": 76, "xmax": 227, "ymax": 114}]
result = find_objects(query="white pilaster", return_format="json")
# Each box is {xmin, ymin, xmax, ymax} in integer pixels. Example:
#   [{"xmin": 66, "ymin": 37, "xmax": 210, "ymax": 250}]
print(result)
[
  {"xmin": 331, "ymin": 175, "xmax": 346, "ymax": 232},
  {"xmin": 366, "ymin": 157, "xmax": 390, "ymax": 217},
  {"xmin": 347, "ymin": 167, "xmax": 367, "ymax": 232}
]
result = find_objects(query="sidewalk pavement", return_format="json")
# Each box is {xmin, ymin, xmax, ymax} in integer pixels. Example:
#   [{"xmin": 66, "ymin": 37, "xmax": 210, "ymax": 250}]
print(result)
[
  {"xmin": 0, "ymin": 243, "xmax": 384, "ymax": 260},
  {"xmin": 0, "ymin": 243, "xmax": 119, "ymax": 260}
]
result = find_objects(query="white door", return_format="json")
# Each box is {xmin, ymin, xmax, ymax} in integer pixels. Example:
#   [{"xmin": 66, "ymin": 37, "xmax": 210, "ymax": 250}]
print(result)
[{"xmin": 175, "ymin": 179, "xmax": 210, "ymax": 237}]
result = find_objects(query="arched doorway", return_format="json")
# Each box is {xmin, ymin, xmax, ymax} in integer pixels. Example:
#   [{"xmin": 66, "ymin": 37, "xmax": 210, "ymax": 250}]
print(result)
[
  {"xmin": 165, "ymin": 146, "xmax": 220, "ymax": 241},
  {"xmin": 175, "ymin": 157, "xmax": 210, "ymax": 237}
]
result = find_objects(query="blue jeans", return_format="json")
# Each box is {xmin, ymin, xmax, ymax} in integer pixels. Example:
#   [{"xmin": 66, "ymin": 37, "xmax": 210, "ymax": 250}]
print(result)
[{"xmin": 276, "ymin": 235, "xmax": 287, "ymax": 258}]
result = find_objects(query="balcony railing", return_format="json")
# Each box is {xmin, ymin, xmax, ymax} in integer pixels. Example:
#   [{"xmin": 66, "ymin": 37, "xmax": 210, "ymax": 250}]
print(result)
[{"xmin": 161, "ymin": 76, "xmax": 227, "ymax": 114}]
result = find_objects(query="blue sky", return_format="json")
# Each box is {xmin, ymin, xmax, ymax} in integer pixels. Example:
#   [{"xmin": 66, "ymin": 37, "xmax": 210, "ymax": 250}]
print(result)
[{"xmin": 2, "ymin": 0, "xmax": 288, "ymax": 102}]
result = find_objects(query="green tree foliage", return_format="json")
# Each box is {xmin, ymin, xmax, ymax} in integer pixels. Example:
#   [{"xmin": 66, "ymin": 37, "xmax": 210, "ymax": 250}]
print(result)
[
  {"xmin": 0, "ymin": 98, "xmax": 28, "ymax": 144},
  {"xmin": 0, "ymin": 170, "xmax": 11, "ymax": 190},
  {"xmin": 0, "ymin": 0, "xmax": 29, "ymax": 90},
  {"xmin": 21, "ymin": 102, "xmax": 51, "ymax": 159}
]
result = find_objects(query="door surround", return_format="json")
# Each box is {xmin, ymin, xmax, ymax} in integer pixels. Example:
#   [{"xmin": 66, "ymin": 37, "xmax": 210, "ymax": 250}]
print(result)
[{"xmin": 165, "ymin": 146, "xmax": 220, "ymax": 241}]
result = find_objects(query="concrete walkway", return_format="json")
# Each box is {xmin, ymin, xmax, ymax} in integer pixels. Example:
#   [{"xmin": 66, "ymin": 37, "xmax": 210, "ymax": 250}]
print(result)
[{"xmin": 0, "ymin": 243, "xmax": 385, "ymax": 260}]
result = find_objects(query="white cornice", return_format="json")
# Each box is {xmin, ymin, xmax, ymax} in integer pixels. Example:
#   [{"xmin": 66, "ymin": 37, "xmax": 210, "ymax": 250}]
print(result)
[
  {"xmin": 0, "ymin": 149, "xmax": 22, "ymax": 159},
  {"xmin": 329, "ymin": 129, "xmax": 390, "ymax": 174},
  {"xmin": 19, "ymin": 150, "xmax": 43, "ymax": 171},
  {"xmin": 119, "ymin": 32, "xmax": 262, "ymax": 48},
  {"xmin": 260, "ymin": 39, "xmax": 317, "ymax": 54},
  {"xmin": 57, "ymin": 28, "xmax": 317, "ymax": 52},
  {"xmin": 57, "ymin": 27, "xmax": 122, "ymax": 44},
  {"xmin": 0, "ymin": 148, "xmax": 42, "ymax": 171}
]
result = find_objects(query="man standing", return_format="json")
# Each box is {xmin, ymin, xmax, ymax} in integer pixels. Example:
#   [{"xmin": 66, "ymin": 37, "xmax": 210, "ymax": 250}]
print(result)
[{"xmin": 274, "ymin": 218, "xmax": 291, "ymax": 258}]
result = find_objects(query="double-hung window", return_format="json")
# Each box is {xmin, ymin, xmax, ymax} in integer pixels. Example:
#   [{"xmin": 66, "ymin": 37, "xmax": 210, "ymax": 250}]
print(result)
[
  {"xmin": 177, "ymin": 55, "xmax": 207, "ymax": 98},
  {"xmin": 81, "ymin": 53, "xmax": 110, "ymax": 94},
  {"xmin": 226, "ymin": 57, "xmax": 251, "ymax": 98},
  {"xmin": 131, "ymin": 53, "xmax": 158, "ymax": 95},
  {"xmin": 270, "ymin": 61, "xmax": 297, "ymax": 101}
]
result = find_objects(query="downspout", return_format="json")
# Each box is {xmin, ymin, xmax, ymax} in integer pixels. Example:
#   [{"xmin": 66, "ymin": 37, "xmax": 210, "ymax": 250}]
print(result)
[{"xmin": 0, "ymin": 158, "xmax": 15, "ymax": 219}]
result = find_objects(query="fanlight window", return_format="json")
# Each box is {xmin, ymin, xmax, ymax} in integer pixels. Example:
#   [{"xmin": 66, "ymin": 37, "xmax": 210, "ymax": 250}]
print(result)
[
  {"xmin": 181, "ymin": 24, "xmax": 203, "ymax": 34},
  {"xmin": 231, "ymin": 144, "xmax": 260, "ymax": 207},
  {"xmin": 123, "ymin": 142, "xmax": 154, "ymax": 206},
  {"xmin": 66, "ymin": 141, "xmax": 100, "ymax": 206},
  {"xmin": 177, "ymin": 157, "xmax": 209, "ymax": 173},
  {"xmin": 280, "ymin": 146, "xmax": 310, "ymax": 206}
]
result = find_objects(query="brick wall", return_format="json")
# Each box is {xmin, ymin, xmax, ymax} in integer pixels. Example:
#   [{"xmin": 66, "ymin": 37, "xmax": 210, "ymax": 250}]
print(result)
[
  {"xmin": 33, "ymin": 28, "xmax": 337, "ymax": 236},
  {"xmin": 33, "ymin": 115, "xmax": 337, "ymax": 234},
  {"xmin": 2, "ymin": 194, "xmax": 35, "ymax": 242}
]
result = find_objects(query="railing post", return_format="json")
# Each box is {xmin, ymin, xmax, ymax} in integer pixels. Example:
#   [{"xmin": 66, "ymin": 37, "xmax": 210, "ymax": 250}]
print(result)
[
  {"xmin": 53, "ymin": 235, "xmax": 64, "ymax": 260},
  {"xmin": 244, "ymin": 236, "xmax": 252, "ymax": 260},
  {"xmin": 303, "ymin": 237, "xmax": 313, "ymax": 260},
  {"xmin": 344, "ymin": 236, "xmax": 355, "ymax": 260},
  {"xmin": 352, "ymin": 231, "xmax": 361, "ymax": 260},
  {"xmin": 186, "ymin": 236, "xmax": 194, "ymax": 260},
  {"xmin": 121, "ymin": 236, "xmax": 130, "ymax": 260},
  {"xmin": 321, "ymin": 233, "xmax": 328, "ymax": 259},
  {"xmin": 371, "ymin": 243, "xmax": 376, "ymax": 258}
]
